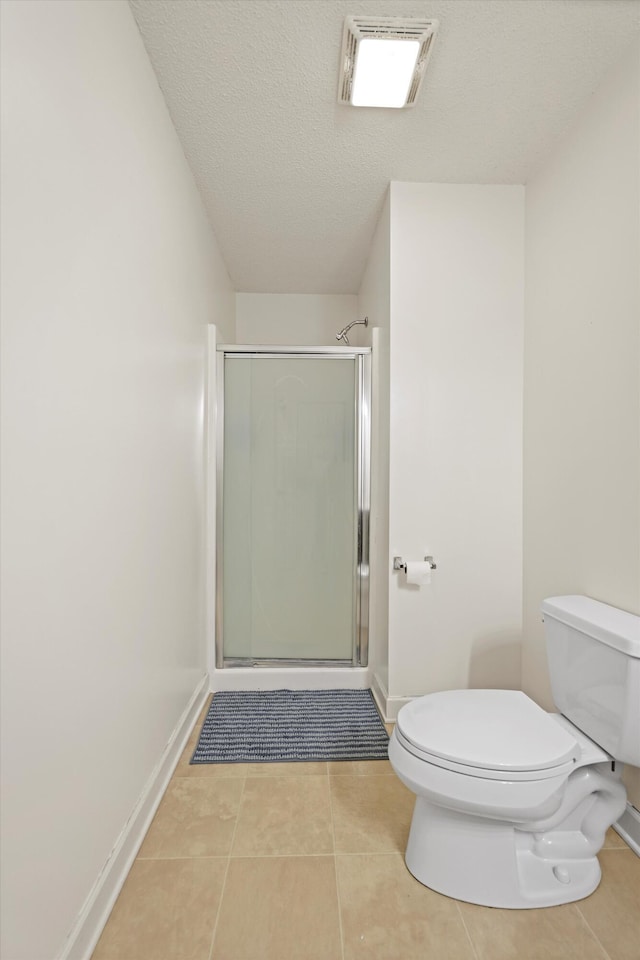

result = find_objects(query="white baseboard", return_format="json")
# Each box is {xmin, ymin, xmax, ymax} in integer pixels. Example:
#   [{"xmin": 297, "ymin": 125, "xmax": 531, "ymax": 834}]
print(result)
[
  {"xmin": 370, "ymin": 671, "xmax": 389, "ymax": 720},
  {"xmin": 383, "ymin": 695, "xmax": 416, "ymax": 722},
  {"xmin": 370, "ymin": 672, "xmax": 416, "ymax": 722},
  {"xmin": 613, "ymin": 803, "xmax": 640, "ymax": 856},
  {"xmin": 56, "ymin": 674, "xmax": 210, "ymax": 960}
]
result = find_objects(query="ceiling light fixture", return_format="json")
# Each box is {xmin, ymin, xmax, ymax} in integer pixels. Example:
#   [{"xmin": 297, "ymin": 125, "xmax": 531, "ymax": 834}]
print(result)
[{"xmin": 338, "ymin": 17, "xmax": 439, "ymax": 109}]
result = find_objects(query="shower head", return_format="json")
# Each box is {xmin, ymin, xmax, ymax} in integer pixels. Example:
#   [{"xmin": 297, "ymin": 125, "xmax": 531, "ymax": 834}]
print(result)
[{"xmin": 336, "ymin": 316, "xmax": 368, "ymax": 345}]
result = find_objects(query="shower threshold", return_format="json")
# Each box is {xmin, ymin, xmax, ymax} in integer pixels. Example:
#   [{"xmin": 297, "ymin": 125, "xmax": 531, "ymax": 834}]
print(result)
[
  {"xmin": 212, "ymin": 664, "xmax": 371, "ymax": 693},
  {"xmin": 223, "ymin": 658, "xmax": 358, "ymax": 668}
]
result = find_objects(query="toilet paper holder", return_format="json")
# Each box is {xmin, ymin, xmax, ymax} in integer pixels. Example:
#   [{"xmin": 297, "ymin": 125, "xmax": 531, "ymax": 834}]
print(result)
[{"xmin": 393, "ymin": 556, "xmax": 437, "ymax": 572}]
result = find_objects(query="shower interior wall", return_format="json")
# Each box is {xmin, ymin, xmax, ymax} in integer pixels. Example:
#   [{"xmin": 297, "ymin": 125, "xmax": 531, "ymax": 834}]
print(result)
[{"xmin": 235, "ymin": 293, "xmax": 360, "ymax": 346}]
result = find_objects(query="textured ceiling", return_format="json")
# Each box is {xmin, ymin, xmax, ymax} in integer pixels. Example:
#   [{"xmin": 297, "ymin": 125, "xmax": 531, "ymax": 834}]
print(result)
[{"xmin": 129, "ymin": 0, "xmax": 640, "ymax": 294}]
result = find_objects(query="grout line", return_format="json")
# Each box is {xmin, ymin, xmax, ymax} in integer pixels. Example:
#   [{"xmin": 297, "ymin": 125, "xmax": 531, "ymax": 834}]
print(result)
[
  {"xmin": 206, "ymin": 774, "xmax": 248, "ymax": 960},
  {"xmin": 328, "ymin": 774, "xmax": 346, "ymax": 960},
  {"xmin": 455, "ymin": 902, "xmax": 481, "ymax": 960},
  {"xmin": 205, "ymin": 857, "xmax": 230, "ymax": 960},
  {"xmin": 327, "ymin": 773, "xmax": 395, "ymax": 778},
  {"xmin": 334, "ymin": 850, "xmax": 403, "ymax": 858},
  {"xmin": 171, "ymin": 774, "xmax": 248, "ymax": 781},
  {"xmin": 137, "ymin": 851, "xmax": 350, "ymax": 861},
  {"xmin": 135, "ymin": 854, "xmax": 229, "ymax": 861},
  {"xmin": 171, "ymin": 771, "xmax": 396, "ymax": 782},
  {"xmin": 137, "ymin": 850, "xmax": 408, "ymax": 860},
  {"xmin": 573, "ymin": 904, "xmax": 614, "ymax": 960},
  {"xmin": 172, "ymin": 773, "xmax": 327, "ymax": 780}
]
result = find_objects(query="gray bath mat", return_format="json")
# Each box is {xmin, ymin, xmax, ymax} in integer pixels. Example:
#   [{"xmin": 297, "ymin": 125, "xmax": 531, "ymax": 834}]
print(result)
[{"xmin": 190, "ymin": 688, "xmax": 389, "ymax": 764}]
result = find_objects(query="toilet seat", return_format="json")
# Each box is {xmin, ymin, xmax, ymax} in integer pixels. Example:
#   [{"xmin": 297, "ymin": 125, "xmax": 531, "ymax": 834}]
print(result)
[
  {"xmin": 388, "ymin": 728, "xmax": 572, "ymax": 821},
  {"xmin": 396, "ymin": 690, "xmax": 580, "ymax": 781}
]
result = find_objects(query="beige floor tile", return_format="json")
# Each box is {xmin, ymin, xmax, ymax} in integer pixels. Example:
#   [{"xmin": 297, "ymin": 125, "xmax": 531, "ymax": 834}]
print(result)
[
  {"xmin": 92, "ymin": 857, "xmax": 227, "ymax": 960},
  {"xmin": 331, "ymin": 774, "xmax": 415, "ymax": 854},
  {"xmin": 232, "ymin": 775, "xmax": 333, "ymax": 856},
  {"xmin": 328, "ymin": 759, "xmax": 394, "ymax": 776},
  {"xmin": 244, "ymin": 760, "xmax": 328, "ymax": 776},
  {"xmin": 384, "ymin": 723, "xmax": 395, "ymax": 735},
  {"xmin": 138, "ymin": 777, "xmax": 243, "ymax": 859},
  {"xmin": 459, "ymin": 900, "xmax": 608, "ymax": 960},
  {"xmin": 576, "ymin": 849, "xmax": 640, "ymax": 960},
  {"xmin": 601, "ymin": 826, "xmax": 629, "ymax": 849},
  {"xmin": 178, "ymin": 758, "xmax": 253, "ymax": 778},
  {"xmin": 337, "ymin": 853, "xmax": 476, "ymax": 960},
  {"xmin": 211, "ymin": 856, "xmax": 342, "ymax": 960}
]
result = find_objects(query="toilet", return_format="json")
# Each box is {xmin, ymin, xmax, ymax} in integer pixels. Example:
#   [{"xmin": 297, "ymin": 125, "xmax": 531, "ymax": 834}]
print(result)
[{"xmin": 388, "ymin": 595, "xmax": 640, "ymax": 908}]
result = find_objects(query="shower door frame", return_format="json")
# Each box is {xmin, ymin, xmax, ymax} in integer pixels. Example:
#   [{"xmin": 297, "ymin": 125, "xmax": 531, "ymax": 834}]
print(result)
[{"xmin": 215, "ymin": 344, "xmax": 371, "ymax": 669}]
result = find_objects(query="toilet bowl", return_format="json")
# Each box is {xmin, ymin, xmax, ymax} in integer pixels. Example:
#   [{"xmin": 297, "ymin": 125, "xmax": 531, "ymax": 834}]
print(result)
[
  {"xmin": 389, "ymin": 689, "xmax": 626, "ymax": 907},
  {"xmin": 388, "ymin": 596, "xmax": 640, "ymax": 908}
]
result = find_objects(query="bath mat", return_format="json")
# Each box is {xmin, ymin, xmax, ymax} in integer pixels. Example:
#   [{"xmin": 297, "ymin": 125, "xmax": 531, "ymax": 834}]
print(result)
[{"xmin": 190, "ymin": 688, "xmax": 389, "ymax": 764}]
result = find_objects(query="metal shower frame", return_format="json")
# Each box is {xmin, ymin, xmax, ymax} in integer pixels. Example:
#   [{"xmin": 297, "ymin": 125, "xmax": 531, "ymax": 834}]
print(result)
[{"xmin": 215, "ymin": 344, "xmax": 371, "ymax": 669}]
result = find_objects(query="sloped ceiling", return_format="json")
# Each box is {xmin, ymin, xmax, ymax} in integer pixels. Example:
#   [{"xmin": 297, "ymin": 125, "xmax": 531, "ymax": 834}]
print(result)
[{"xmin": 129, "ymin": 0, "xmax": 640, "ymax": 294}]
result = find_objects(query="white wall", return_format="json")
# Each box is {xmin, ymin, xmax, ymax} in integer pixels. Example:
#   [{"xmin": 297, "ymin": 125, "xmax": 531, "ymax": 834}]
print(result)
[
  {"xmin": 0, "ymin": 3, "xmax": 234, "ymax": 959},
  {"xmin": 235, "ymin": 293, "xmax": 358, "ymax": 345},
  {"xmin": 523, "ymin": 39, "xmax": 640, "ymax": 805},
  {"xmin": 358, "ymin": 193, "xmax": 391, "ymax": 694},
  {"xmin": 387, "ymin": 183, "xmax": 524, "ymax": 705}
]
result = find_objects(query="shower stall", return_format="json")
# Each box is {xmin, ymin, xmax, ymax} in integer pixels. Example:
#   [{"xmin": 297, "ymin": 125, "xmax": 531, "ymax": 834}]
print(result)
[{"xmin": 215, "ymin": 344, "xmax": 371, "ymax": 670}]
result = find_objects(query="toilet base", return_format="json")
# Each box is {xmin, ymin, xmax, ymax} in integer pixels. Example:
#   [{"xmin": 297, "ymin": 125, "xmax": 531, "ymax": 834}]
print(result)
[{"xmin": 405, "ymin": 797, "xmax": 602, "ymax": 908}]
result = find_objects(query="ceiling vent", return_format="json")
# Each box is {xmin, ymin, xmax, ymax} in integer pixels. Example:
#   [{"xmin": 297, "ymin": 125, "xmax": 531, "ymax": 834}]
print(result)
[{"xmin": 338, "ymin": 17, "xmax": 439, "ymax": 109}]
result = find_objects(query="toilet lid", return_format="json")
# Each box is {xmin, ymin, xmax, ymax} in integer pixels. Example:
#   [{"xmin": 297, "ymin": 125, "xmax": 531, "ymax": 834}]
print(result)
[{"xmin": 396, "ymin": 690, "xmax": 579, "ymax": 773}]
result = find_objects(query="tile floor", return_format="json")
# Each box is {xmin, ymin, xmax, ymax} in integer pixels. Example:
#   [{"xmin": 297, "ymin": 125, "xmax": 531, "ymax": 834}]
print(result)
[{"xmin": 93, "ymin": 697, "xmax": 640, "ymax": 960}]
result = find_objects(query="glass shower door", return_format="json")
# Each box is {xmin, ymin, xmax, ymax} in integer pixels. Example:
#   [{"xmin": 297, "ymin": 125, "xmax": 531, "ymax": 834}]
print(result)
[{"xmin": 219, "ymin": 352, "xmax": 366, "ymax": 663}]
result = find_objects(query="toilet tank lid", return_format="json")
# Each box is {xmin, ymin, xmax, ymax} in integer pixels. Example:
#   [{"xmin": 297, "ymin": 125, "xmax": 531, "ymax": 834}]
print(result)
[
  {"xmin": 542, "ymin": 596, "xmax": 640, "ymax": 658},
  {"xmin": 396, "ymin": 690, "xmax": 579, "ymax": 773}
]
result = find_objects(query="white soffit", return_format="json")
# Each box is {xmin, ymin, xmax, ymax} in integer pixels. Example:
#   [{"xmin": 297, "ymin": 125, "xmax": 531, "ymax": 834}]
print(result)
[{"xmin": 129, "ymin": 0, "xmax": 640, "ymax": 294}]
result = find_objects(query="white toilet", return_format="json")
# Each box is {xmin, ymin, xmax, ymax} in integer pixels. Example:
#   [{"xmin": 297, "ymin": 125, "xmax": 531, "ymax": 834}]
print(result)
[{"xmin": 388, "ymin": 595, "xmax": 640, "ymax": 908}]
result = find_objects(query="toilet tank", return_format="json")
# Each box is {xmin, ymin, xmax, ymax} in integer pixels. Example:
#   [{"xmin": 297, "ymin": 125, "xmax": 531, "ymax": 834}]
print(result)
[{"xmin": 542, "ymin": 596, "xmax": 640, "ymax": 765}]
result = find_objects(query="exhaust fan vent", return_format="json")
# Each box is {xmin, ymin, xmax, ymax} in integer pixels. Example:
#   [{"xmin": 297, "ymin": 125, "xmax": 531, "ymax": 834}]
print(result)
[{"xmin": 338, "ymin": 17, "xmax": 438, "ymax": 108}]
